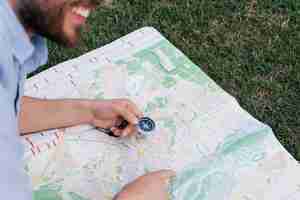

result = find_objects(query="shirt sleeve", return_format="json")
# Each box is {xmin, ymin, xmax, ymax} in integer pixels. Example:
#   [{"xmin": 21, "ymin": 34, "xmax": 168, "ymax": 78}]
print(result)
[{"xmin": 0, "ymin": 70, "xmax": 33, "ymax": 199}]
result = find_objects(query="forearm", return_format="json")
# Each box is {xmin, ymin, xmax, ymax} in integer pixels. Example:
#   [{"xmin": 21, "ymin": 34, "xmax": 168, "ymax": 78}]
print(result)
[{"xmin": 19, "ymin": 96, "xmax": 94, "ymax": 135}]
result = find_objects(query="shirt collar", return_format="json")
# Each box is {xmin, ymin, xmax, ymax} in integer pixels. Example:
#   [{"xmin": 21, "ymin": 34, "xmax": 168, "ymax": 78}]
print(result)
[{"xmin": 1, "ymin": 0, "xmax": 48, "ymax": 67}]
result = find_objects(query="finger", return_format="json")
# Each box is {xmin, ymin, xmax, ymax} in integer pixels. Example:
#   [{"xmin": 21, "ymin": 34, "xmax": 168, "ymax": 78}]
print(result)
[
  {"xmin": 118, "ymin": 107, "xmax": 139, "ymax": 125},
  {"xmin": 127, "ymin": 100, "xmax": 144, "ymax": 118},
  {"xmin": 120, "ymin": 124, "xmax": 137, "ymax": 137},
  {"xmin": 111, "ymin": 127, "xmax": 122, "ymax": 137}
]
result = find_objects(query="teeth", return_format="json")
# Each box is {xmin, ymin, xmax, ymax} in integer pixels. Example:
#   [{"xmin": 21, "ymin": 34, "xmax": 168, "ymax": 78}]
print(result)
[{"xmin": 72, "ymin": 7, "xmax": 90, "ymax": 18}]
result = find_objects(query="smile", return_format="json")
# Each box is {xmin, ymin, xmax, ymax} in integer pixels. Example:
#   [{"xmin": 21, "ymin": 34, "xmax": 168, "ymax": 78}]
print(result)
[{"xmin": 71, "ymin": 6, "xmax": 91, "ymax": 18}]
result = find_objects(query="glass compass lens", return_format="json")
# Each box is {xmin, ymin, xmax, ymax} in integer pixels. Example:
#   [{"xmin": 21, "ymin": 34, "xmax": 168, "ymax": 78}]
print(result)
[{"xmin": 138, "ymin": 117, "xmax": 156, "ymax": 135}]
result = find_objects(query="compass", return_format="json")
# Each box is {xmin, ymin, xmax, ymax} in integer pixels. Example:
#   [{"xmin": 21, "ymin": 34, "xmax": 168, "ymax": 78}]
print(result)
[
  {"xmin": 138, "ymin": 117, "xmax": 156, "ymax": 135},
  {"xmin": 98, "ymin": 117, "xmax": 156, "ymax": 137}
]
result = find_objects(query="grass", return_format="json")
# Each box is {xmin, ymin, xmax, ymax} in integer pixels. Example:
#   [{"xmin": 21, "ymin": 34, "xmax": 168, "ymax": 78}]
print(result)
[{"xmin": 33, "ymin": 0, "xmax": 300, "ymax": 160}]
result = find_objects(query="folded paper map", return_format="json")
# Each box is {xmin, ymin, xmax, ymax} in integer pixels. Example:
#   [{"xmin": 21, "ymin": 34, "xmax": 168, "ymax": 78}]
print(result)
[{"xmin": 23, "ymin": 27, "xmax": 300, "ymax": 200}]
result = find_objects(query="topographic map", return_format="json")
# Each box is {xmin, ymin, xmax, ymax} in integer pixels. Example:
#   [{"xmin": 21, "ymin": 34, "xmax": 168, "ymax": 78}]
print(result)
[{"xmin": 23, "ymin": 27, "xmax": 300, "ymax": 200}]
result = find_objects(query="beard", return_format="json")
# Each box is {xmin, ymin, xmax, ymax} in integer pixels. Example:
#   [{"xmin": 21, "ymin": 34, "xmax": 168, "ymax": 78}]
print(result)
[{"xmin": 16, "ymin": 0, "xmax": 99, "ymax": 47}]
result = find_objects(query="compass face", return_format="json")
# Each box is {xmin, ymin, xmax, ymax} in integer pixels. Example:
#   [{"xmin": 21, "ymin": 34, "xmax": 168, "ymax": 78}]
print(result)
[{"xmin": 138, "ymin": 117, "xmax": 156, "ymax": 133}]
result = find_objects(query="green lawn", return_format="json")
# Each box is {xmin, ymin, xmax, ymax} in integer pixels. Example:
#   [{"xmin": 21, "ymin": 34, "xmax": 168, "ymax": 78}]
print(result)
[{"xmin": 34, "ymin": 0, "xmax": 300, "ymax": 160}]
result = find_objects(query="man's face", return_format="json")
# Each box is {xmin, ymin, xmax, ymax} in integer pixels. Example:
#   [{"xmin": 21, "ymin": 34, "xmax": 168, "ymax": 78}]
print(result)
[{"xmin": 17, "ymin": 0, "xmax": 101, "ymax": 47}]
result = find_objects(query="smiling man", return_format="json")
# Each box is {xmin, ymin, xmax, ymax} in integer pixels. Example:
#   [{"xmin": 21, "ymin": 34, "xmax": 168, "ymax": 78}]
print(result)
[{"xmin": 0, "ymin": 0, "xmax": 174, "ymax": 200}]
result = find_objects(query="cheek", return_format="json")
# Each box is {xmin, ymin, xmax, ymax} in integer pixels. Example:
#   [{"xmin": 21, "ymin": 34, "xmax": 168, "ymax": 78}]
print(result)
[
  {"xmin": 62, "ymin": 11, "xmax": 81, "ymax": 42},
  {"xmin": 63, "ymin": 13, "xmax": 76, "ymax": 35}
]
